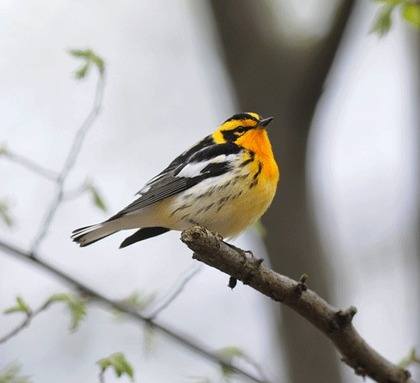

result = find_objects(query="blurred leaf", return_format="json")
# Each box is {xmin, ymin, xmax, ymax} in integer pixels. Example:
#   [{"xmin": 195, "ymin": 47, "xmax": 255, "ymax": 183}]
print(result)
[
  {"xmin": 69, "ymin": 49, "xmax": 105, "ymax": 79},
  {"xmin": 69, "ymin": 49, "xmax": 90, "ymax": 58},
  {"xmin": 88, "ymin": 53, "xmax": 105, "ymax": 75},
  {"xmin": 371, "ymin": 4, "xmax": 395, "ymax": 36},
  {"xmin": 0, "ymin": 144, "xmax": 8, "ymax": 156},
  {"xmin": 48, "ymin": 293, "xmax": 87, "ymax": 331},
  {"xmin": 75, "ymin": 63, "xmax": 90, "ymax": 80},
  {"xmin": 0, "ymin": 200, "xmax": 13, "ymax": 227},
  {"xmin": 398, "ymin": 348, "xmax": 420, "ymax": 368},
  {"xmin": 371, "ymin": 0, "xmax": 420, "ymax": 35},
  {"xmin": 252, "ymin": 220, "xmax": 266, "ymax": 238},
  {"xmin": 216, "ymin": 346, "xmax": 247, "ymax": 378},
  {"xmin": 401, "ymin": 2, "xmax": 420, "ymax": 28},
  {"xmin": 4, "ymin": 297, "xmax": 31, "ymax": 315},
  {"xmin": 87, "ymin": 184, "xmax": 108, "ymax": 213},
  {"xmin": 97, "ymin": 352, "xmax": 134, "ymax": 381},
  {"xmin": 119, "ymin": 291, "xmax": 156, "ymax": 312},
  {"xmin": 0, "ymin": 364, "xmax": 31, "ymax": 383}
]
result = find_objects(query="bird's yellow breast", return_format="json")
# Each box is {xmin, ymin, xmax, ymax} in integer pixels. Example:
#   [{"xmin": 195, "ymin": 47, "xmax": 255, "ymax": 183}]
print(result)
[{"xmin": 155, "ymin": 128, "xmax": 280, "ymax": 237}]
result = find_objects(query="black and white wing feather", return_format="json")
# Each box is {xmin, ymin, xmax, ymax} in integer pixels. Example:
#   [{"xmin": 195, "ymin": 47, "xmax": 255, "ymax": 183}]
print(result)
[{"xmin": 109, "ymin": 139, "xmax": 241, "ymax": 220}]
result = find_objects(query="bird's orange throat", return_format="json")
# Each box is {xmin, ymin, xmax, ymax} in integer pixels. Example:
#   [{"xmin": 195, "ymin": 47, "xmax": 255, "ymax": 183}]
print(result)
[{"xmin": 238, "ymin": 129, "xmax": 279, "ymax": 183}]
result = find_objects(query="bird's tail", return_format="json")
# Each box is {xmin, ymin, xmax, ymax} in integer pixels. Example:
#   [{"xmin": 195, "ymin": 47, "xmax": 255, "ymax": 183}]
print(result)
[{"xmin": 71, "ymin": 222, "xmax": 119, "ymax": 247}]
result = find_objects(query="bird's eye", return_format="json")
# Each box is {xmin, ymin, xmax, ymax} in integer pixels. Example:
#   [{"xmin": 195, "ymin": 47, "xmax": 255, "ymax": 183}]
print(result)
[{"xmin": 235, "ymin": 126, "xmax": 246, "ymax": 134}]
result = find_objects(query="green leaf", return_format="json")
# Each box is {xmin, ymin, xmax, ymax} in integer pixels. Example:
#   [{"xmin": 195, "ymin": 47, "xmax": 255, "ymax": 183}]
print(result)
[
  {"xmin": 75, "ymin": 63, "xmax": 90, "ymax": 80},
  {"xmin": 119, "ymin": 291, "xmax": 156, "ymax": 312},
  {"xmin": 0, "ymin": 144, "xmax": 8, "ymax": 156},
  {"xmin": 216, "ymin": 346, "xmax": 246, "ymax": 377},
  {"xmin": 398, "ymin": 347, "xmax": 420, "ymax": 368},
  {"xmin": 4, "ymin": 296, "xmax": 31, "ymax": 315},
  {"xmin": 371, "ymin": 4, "xmax": 395, "ymax": 36},
  {"xmin": 0, "ymin": 200, "xmax": 13, "ymax": 227},
  {"xmin": 97, "ymin": 352, "xmax": 134, "ymax": 381},
  {"xmin": 252, "ymin": 220, "xmax": 266, "ymax": 238},
  {"xmin": 89, "ymin": 53, "xmax": 105, "ymax": 75},
  {"xmin": 48, "ymin": 293, "xmax": 87, "ymax": 331},
  {"xmin": 0, "ymin": 364, "xmax": 31, "ymax": 383},
  {"xmin": 69, "ymin": 49, "xmax": 105, "ymax": 79},
  {"xmin": 69, "ymin": 49, "xmax": 90, "ymax": 58},
  {"xmin": 87, "ymin": 184, "xmax": 108, "ymax": 213},
  {"xmin": 401, "ymin": 3, "xmax": 420, "ymax": 28}
]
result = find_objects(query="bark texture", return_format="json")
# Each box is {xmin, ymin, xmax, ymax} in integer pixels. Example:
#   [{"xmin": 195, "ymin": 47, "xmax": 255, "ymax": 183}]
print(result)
[{"xmin": 182, "ymin": 226, "xmax": 412, "ymax": 383}]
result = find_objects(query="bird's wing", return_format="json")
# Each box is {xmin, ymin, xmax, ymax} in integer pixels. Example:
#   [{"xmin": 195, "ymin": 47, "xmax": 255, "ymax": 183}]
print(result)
[
  {"xmin": 135, "ymin": 135, "xmax": 215, "ymax": 195},
  {"xmin": 109, "ymin": 141, "xmax": 241, "ymax": 220}
]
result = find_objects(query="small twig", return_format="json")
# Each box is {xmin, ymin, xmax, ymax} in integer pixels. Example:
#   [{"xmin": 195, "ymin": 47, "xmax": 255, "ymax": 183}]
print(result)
[
  {"xmin": 98, "ymin": 369, "xmax": 105, "ymax": 383},
  {"xmin": 146, "ymin": 265, "xmax": 202, "ymax": 319},
  {"xmin": 62, "ymin": 181, "xmax": 89, "ymax": 201},
  {"xmin": 0, "ymin": 239, "xmax": 266, "ymax": 383},
  {"xmin": 31, "ymin": 71, "xmax": 105, "ymax": 253},
  {"xmin": 2, "ymin": 149, "xmax": 59, "ymax": 182},
  {"xmin": 242, "ymin": 355, "xmax": 270, "ymax": 383},
  {"xmin": 181, "ymin": 226, "xmax": 412, "ymax": 383},
  {"xmin": 0, "ymin": 299, "xmax": 52, "ymax": 344}
]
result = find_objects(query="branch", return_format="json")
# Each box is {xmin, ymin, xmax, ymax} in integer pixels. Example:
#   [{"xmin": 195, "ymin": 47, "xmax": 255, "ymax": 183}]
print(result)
[
  {"xmin": 31, "ymin": 70, "xmax": 105, "ymax": 253},
  {"xmin": 0, "ymin": 299, "xmax": 52, "ymax": 344},
  {"xmin": 0, "ymin": 148, "xmax": 59, "ymax": 182},
  {"xmin": 181, "ymin": 226, "xmax": 413, "ymax": 383},
  {"xmin": 0, "ymin": 239, "xmax": 267, "ymax": 383},
  {"xmin": 146, "ymin": 265, "xmax": 202, "ymax": 319}
]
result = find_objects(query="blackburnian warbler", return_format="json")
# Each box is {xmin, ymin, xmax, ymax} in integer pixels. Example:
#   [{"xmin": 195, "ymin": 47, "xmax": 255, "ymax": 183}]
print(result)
[{"xmin": 72, "ymin": 112, "xmax": 279, "ymax": 248}]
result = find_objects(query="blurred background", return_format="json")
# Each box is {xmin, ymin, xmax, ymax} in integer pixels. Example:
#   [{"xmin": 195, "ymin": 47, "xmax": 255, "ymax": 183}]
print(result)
[{"xmin": 0, "ymin": 0, "xmax": 418, "ymax": 382}]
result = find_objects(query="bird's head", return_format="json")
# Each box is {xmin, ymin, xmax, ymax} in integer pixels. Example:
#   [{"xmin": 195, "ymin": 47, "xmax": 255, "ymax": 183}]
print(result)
[{"xmin": 212, "ymin": 112, "xmax": 274, "ymax": 152}]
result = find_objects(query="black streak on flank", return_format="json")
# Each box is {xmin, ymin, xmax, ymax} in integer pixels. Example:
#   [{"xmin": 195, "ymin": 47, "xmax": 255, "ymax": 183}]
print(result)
[
  {"xmin": 218, "ymin": 196, "xmax": 229, "ymax": 205},
  {"xmin": 249, "ymin": 162, "xmax": 263, "ymax": 189},
  {"xmin": 253, "ymin": 161, "xmax": 263, "ymax": 180},
  {"xmin": 204, "ymin": 203, "xmax": 214, "ymax": 212},
  {"xmin": 196, "ymin": 187, "xmax": 216, "ymax": 199},
  {"xmin": 240, "ymin": 151, "xmax": 255, "ymax": 167},
  {"xmin": 170, "ymin": 203, "xmax": 192, "ymax": 216}
]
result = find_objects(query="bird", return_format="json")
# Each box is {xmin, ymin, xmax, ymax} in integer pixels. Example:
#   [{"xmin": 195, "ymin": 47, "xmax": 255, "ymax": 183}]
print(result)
[{"xmin": 71, "ymin": 112, "xmax": 279, "ymax": 248}]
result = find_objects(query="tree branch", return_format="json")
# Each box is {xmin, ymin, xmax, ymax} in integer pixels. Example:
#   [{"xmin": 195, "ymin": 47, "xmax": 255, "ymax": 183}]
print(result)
[
  {"xmin": 146, "ymin": 265, "xmax": 201, "ymax": 319},
  {"xmin": 0, "ymin": 239, "xmax": 267, "ymax": 383},
  {"xmin": 31, "ymin": 70, "xmax": 105, "ymax": 253},
  {"xmin": 0, "ymin": 299, "xmax": 53, "ymax": 344},
  {"xmin": 181, "ymin": 226, "xmax": 413, "ymax": 383},
  {"xmin": 0, "ymin": 148, "xmax": 59, "ymax": 182}
]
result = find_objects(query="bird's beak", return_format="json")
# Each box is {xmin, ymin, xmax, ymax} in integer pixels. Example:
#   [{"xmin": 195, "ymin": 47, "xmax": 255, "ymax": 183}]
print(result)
[{"xmin": 259, "ymin": 116, "xmax": 274, "ymax": 128}]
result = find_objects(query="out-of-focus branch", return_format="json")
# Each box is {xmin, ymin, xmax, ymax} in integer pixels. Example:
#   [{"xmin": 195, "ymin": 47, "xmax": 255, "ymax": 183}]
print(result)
[
  {"xmin": 0, "ymin": 239, "xmax": 268, "ymax": 383},
  {"xmin": 31, "ymin": 70, "xmax": 105, "ymax": 253},
  {"xmin": 98, "ymin": 370, "xmax": 105, "ymax": 383},
  {"xmin": 0, "ymin": 147, "xmax": 59, "ymax": 182},
  {"xmin": 146, "ymin": 265, "xmax": 201, "ymax": 319},
  {"xmin": 62, "ymin": 180, "xmax": 89, "ymax": 201},
  {"xmin": 0, "ymin": 298, "xmax": 53, "ymax": 344},
  {"xmin": 181, "ymin": 226, "xmax": 413, "ymax": 383}
]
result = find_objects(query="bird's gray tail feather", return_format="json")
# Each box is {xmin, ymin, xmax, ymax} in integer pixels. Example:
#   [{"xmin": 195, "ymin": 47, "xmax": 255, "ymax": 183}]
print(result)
[{"xmin": 71, "ymin": 222, "xmax": 118, "ymax": 247}]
